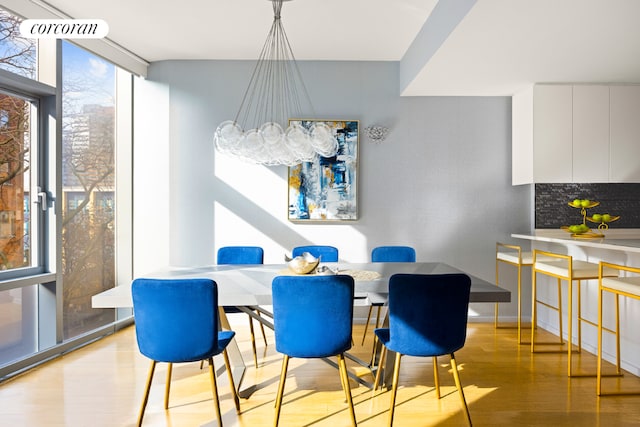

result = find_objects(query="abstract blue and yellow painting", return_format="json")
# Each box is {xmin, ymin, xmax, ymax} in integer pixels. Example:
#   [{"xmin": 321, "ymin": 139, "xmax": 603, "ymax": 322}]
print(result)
[{"xmin": 288, "ymin": 120, "xmax": 358, "ymax": 221}]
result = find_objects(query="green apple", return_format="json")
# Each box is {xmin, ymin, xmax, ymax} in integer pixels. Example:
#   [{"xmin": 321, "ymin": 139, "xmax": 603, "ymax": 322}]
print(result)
[
  {"xmin": 580, "ymin": 199, "xmax": 591, "ymax": 207},
  {"xmin": 602, "ymin": 214, "xmax": 612, "ymax": 223},
  {"xmin": 572, "ymin": 198, "xmax": 582, "ymax": 206},
  {"xmin": 569, "ymin": 225, "xmax": 578, "ymax": 233},
  {"xmin": 592, "ymin": 214, "xmax": 602, "ymax": 222}
]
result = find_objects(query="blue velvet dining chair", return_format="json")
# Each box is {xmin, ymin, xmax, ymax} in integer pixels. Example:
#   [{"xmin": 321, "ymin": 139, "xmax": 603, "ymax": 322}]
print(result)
[
  {"xmin": 371, "ymin": 246, "xmax": 416, "ymax": 263},
  {"xmin": 291, "ymin": 245, "xmax": 339, "ymax": 262},
  {"xmin": 364, "ymin": 246, "xmax": 417, "ymax": 345},
  {"xmin": 373, "ymin": 273, "xmax": 472, "ymax": 427},
  {"xmin": 131, "ymin": 278, "xmax": 240, "ymax": 427},
  {"xmin": 271, "ymin": 275, "xmax": 357, "ymax": 427},
  {"xmin": 217, "ymin": 246, "xmax": 266, "ymax": 369}
]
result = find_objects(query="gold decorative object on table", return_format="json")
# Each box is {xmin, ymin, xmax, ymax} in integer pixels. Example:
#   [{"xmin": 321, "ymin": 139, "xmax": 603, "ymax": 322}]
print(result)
[
  {"xmin": 285, "ymin": 252, "xmax": 320, "ymax": 274},
  {"xmin": 281, "ymin": 253, "xmax": 382, "ymax": 281},
  {"xmin": 561, "ymin": 199, "xmax": 620, "ymax": 239}
]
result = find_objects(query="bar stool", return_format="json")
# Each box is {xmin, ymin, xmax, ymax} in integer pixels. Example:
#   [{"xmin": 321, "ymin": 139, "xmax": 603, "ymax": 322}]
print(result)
[
  {"xmin": 597, "ymin": 261, "xmax": 640, "ymax": 396},
  {"xmin": 531, "ymin": 250, "xmax": 619, "ymax": 377},
  {"xmin": 495, "ymin": 242, "xmax": 535, "ymax": 344}
]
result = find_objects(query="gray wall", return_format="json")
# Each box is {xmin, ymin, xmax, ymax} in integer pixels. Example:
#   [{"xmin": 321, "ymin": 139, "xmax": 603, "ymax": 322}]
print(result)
[{"xmin": 136, "ymin": 60, "xmax": 532, "ymax": 321}]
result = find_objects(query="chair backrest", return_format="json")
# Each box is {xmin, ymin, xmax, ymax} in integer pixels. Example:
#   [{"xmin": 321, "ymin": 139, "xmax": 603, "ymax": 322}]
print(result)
[
  {"xmin": 386, "ymin": 273, "xmax": 471, "ymax": 357},
  {"xmin": 272, "ymin": 275, "xmax": 354, "ymax": 358},
  {"xmin": 217, "ymin": 246, "xmax": 264, "ymax": 265},
  {"xmin": 291, "ymin": 245, "xmax": 339, "ymax": 262},
  {"xmin": 132, "ymin": 278, "xmax": 219, "ymax": 363},
  {"xmin": 371, "ymin": 246, "xmax": 416, "ymax": 262}
]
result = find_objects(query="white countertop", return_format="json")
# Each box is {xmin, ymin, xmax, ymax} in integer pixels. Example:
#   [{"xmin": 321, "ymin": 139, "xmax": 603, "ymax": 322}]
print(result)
[{"xmin": 512, "ymin": 229, "xmax": 640, "ymax": 253}]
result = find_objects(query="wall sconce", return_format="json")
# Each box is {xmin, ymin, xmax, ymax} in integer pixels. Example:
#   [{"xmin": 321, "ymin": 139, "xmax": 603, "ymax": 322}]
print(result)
[{"xmin": 364, "ymin": 125, "xmax": 389, "ymax": 143}]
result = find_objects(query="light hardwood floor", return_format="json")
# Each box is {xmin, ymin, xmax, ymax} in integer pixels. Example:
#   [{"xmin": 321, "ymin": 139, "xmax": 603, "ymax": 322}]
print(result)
[{"xmin": 1, "ymin": 318, "xmax": 640, "ymax": 426}]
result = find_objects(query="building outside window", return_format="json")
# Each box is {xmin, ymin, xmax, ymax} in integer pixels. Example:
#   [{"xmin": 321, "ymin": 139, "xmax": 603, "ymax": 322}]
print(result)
[{"xmin": 0, "ymin": 8, "xmax": 132, "ymax": 377}]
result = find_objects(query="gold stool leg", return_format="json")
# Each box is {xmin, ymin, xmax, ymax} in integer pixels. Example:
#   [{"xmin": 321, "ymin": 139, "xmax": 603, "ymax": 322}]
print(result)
[
  {"xmin": 557, "ymin": 278, "xmax": 564, "ymax": 344},
  {"xmin": 615, "ymin": 294, "xmax": 621, "ymax": 374},
  {"xmin": 531, "ymin": 270, "xmax": 537, "ymax": 353},
  {"xmin": 567, "ymin": 277, "xmax": 573, "ymax": 377},
  {"xmin": 578, "ymin": 280, "xmax": 583, "ymax": 353},
  {"xmin": 495, "ymin": 257, "xmax": 500, "ymax": 328},
  {"xmin": 597, "ymin": 286, "xmax": 604, "ymax": 395},
  {"xmin": 517, "ymin": 263, "xmax": 523, "ymax": 344}
]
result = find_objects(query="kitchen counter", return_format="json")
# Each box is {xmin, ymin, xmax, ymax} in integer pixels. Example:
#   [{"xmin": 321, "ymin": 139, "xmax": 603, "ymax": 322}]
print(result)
[
  {"xmin": 512, "ymin": 229, "xmax": 640, "ymax": 254},
  {"xmin": 512, "ymin": 228, "xmax": 640, "ymax": 377}
]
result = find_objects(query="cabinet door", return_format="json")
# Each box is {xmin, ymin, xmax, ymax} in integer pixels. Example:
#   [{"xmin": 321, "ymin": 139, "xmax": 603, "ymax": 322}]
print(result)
[
  {"xmin": 610, "ymin": 86, "xmax": 640, "ymax": 182},
  {"xmin": 572, "ymin": 85, "xmax": 610, "ymax": 183},
  {"xmin": 533, "ymin": 85, "xmax": 573, "ymax": 183}
]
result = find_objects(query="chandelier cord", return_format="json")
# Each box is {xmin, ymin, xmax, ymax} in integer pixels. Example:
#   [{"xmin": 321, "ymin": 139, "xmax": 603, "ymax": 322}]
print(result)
[
  {"xmin": 214, "ymin": 0, "xmax": 336, "ymax": 166},
  {"xmin": 233, "ymin": 0, "xmax": 315, "ymax": 130}
]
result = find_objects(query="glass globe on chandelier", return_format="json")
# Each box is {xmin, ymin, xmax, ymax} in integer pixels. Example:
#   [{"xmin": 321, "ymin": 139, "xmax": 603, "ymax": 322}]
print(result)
[{"xmin": 214, "ymin": 0, "xmax": 337, "ymax": 166}]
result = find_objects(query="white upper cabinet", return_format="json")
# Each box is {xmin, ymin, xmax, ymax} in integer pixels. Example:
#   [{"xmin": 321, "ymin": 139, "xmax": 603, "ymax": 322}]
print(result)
[
  {"xmin": 610, "ymin": 86, "xmax": 640, "ymax": 182},
  {"xmin": 572, "ymin": 85, "xmax": 609, "ymax": 183},
  {"xmin": 532, "ymin": 85, "xmax": 573, "ymax": 183},
  {"xmin": 513, "ymin": 84, "xmax": 640, "ymax": 184}
]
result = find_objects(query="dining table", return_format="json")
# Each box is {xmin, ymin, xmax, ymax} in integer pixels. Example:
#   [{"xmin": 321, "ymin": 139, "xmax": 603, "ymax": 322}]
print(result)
[{"xmin": 92, "ymin": 261, "xmax": 510, "ymax": 397}]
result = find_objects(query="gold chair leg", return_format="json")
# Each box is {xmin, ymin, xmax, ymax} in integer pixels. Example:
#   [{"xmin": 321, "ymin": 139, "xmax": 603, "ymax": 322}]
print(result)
[
  {"xmin": 450, "ymin": 353, "xmax": 472, "ymax": 427},
  {"xmin": 361, "ymin": 306, "xmax": 373, "ymax": 345},
  {"xmin": 222, "ymin": 348, "xmax": 241, "ymax": 412},
  {"xmin": 369, "ymin": 334, "xmax": 379, "ymax": 367},
  {"xmin": 374, "ymin": 306, "xmax": 382, "ymax": 329},
  {"xmin": 207, "ymin": 357, "xmax": 223, "ymax": 427},
  {"xmin": 369, "ymin": 307, "xmax": 384, "ymax": 366},
  {"xmin": 137, "ymin": 360, "xmax": 156, "ymax": 427},
  {"xmin": 338, "ymin": 354, "xmax": 357, "ymax": 427},
  {"xmin": 164, "ymin": 362, "xmax": 172, "ymax": 410},
  {"xmin": 387, "ymin": 352, "xmax": 402, "ymax": 427},
  {"xmin": 248, "ymin": 316, "xmax": 258, "ymax": 369},
  {"xmin": 433, "ymin": 356, "xmax": 440, "ymax": 399},
  {"xmin": 373, "ymin": 345, "xmax": 387, "ymax": 393},
  {"xmin": 256, "ymin": 311, "xmax": 268, "ymax": 347},
  {"xmin": 274, "ymin": 355, "xmax": 290, "ymax": 427}
]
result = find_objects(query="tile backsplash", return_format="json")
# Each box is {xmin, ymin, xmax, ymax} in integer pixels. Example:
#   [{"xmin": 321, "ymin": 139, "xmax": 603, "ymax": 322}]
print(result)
[{"xmin": 535, "ymin": 183, "xmax": 640, "ymax": 229}]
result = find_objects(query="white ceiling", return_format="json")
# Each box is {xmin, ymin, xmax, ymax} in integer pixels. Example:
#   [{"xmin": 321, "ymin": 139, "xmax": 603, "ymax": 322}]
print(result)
[{"xmin": 20, "ymin": 0, "xmax": 640, "ymax": 96}]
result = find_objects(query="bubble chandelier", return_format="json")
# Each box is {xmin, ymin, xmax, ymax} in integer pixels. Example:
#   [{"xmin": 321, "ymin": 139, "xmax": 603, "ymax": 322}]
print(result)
[{"xmin": 214, "ymin": 0, "xmax": 337, "ymax": 166}]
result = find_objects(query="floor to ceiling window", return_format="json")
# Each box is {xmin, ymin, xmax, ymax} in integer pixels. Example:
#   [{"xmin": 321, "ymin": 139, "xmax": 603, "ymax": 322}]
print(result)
[
  {"xmin": 0, "ymin": 9, "xmax": 42, "ymax": 370},
  {"xmin": 61, "ymin": 42, "xmax": 116, "ymax": 339},
  {"xmin": 0, "ymin": 8, "xmax": 133, "ymax": 378}
]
